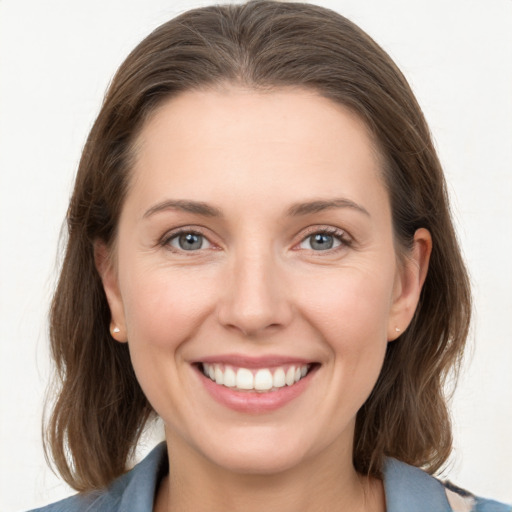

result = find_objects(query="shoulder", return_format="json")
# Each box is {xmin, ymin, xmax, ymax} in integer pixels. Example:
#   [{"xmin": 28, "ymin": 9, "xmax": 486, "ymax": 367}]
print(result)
[
  {"xmin": 383, "ymin": 458, "xmax": 511, "ymax": 512},
  {"xmin": 26, "ymin": 442, "xmax": 168, "ymax": 512},
  {"xmin": 444, "ymin": 480, "xmax": 511, "ymax": 512},
  {"xmin": 25, "ymin": 492, "xmax": 104, "ymax": 512}
]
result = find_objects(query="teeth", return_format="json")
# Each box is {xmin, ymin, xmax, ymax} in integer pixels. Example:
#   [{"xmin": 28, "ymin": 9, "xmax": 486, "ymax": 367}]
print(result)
[
  {"xmin": 285, "ymin": 366, "xmax": 295, "ymax": 386},
  {"xmin": 223, "ymin": 366, "xmax": 236, "ymax": 387},
  {"xmin": 273, "ymin": 367, "xmax": 286, "ymax": 388},
  {"xmin": 236, "ymin": 368, "xmax": 254, "ymax": 390},
  {"xmin": 214, "ymin": 366, "xmax": 224, "ymax": 385},
  {"xmin": 202, "ymin": 363, "xmax": 311, "ymax": 392},
  {"xmin": 254, "ymin": 369, "xmax": 273, "ymax": 391}
]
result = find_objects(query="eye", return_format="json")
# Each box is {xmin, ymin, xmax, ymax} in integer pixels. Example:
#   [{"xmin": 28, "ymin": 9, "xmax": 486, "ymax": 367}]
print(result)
[
  {"xmin": 166, "ymin": 231, "xmax": 212, "ymax": 251},
  {"xmin": 298, "ymin": 229, "xmax": 347, "ymax": 251}
]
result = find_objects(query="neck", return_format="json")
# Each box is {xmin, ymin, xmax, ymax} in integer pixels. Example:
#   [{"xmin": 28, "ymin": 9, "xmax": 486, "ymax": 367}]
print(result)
[{"xmin": 156, "ymin": 433, "xmax": 385, "ymax": 512}]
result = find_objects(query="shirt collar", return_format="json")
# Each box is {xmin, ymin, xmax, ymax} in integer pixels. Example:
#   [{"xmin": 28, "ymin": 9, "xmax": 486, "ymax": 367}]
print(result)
[
  {"xmin": 383, "ymin": 457, "xmax": 452, "ymax": 512},
  {"xmin": 114, "ymin": 443, "xmax": 452, "ymax": 512}
]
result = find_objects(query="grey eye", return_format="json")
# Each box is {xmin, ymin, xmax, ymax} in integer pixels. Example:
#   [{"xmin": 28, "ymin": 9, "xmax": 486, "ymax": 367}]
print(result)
[
  {"xmin": 300, "ymin": 233, "xmax": 342, "ymax": 251},
  {"xmin": 170, "ymin": 232, "xmax": 210, "ymax": 251}
]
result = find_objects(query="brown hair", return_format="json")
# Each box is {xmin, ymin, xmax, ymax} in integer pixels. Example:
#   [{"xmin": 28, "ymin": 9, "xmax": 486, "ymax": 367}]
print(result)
[{"xmin": 46, "ymin": 0, "xmax": 471, "ymax": 491}]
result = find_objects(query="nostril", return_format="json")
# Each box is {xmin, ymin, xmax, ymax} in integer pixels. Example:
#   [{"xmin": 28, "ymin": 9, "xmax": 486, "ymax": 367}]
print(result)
[{"xmin": 216, "ymin": 269, "xmax": 294, "ymax": 335}]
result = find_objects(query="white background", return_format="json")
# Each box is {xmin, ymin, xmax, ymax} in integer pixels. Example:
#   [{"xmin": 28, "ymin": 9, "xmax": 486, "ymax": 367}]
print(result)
[{"xmin": 1, "ymin": 0, "xmax": 511, "ymax": 510}]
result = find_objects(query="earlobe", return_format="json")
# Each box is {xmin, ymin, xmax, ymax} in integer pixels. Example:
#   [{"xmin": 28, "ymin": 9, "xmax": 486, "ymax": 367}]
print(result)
[
  {"xmin": 94, "ymin": 241, "xmax": 128, "ymax": 343},
  {"xmin": 388, "ymin": 228, "xmax": 432, "ymax": 341},
  {"xmin": 109, "ymin": 322, "xmax": 127, "ymax": 342}
]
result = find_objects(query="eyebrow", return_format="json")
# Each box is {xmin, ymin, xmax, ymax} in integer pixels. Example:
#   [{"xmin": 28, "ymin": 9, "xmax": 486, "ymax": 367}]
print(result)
[
  {"xmin": 143, "ymin": 199, "xmax": 223, "ymax": 219},
  {"xmin": 143, "ymin": 197, "xmax": 370, "ymax": 219},
  {"xmin": 286, "ymin": 198, "xmax": 370, "ymax": 217}
]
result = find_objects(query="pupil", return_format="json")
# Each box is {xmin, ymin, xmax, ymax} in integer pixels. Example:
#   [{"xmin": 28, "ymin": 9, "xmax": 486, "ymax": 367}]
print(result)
[
  {"xmin": 311, "ymin": 233, "xmax": 333, "ymax": 250},
  {"xmin": 179, "ymin": 233, "xmax": 202, "ymax": 250}
]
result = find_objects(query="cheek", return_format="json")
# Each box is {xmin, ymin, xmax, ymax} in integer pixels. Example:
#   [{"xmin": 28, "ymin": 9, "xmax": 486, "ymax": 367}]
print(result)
[
  {"xmin": 120, "ymin": 267, "xmax": 216, "ymax": 349},
  {"xmin": 296, "ymin": 263, "xmax": 395, "ymax": 341},
  {"xmin": 295, "ymin": 265, "xmax": 394, "ymax": 399},
  {"xmin": 118, "ymin": 268, "xmax": 218, "ymax": 423}
]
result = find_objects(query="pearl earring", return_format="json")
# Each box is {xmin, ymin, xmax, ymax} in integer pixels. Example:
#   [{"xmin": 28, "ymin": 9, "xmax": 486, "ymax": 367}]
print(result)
[
  {"xmin": 111, "ymin": 326, "xmax": 121, "ymax": 335},
  {"xmin": 395, "ymin": 327, "xmax": 401, "ymax": 333}
]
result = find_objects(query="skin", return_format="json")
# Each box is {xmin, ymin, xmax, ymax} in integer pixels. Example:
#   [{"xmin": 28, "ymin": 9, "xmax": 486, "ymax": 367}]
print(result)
[{"xmin": 96, "ymin": 86, "xmax": 431, "ymax": 512}]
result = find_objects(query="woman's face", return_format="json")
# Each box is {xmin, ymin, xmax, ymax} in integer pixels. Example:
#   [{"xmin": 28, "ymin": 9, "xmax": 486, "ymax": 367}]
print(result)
[{"xmin": 99, "ymin": 87, "xmax": 429, "ymax": 475}]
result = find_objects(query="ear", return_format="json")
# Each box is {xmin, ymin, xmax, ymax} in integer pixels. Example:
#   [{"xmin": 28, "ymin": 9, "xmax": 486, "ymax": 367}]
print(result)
[
  {"xmin": 94, "ymin": 240, "xmax": 127, "ymax": 343},
  {"xmin": 387, "ymin": 228, "xmax": 432, "ymax": 341}
]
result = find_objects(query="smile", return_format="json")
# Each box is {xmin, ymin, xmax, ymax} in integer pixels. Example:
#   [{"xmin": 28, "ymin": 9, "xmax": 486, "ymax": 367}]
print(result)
[
  {"xmin": 195, "ymin": 358, "xmax": 319, "ymax": 413},
  {"xmin": 201, "ymin": 363, "xmax": 311, "ymax": 392}
]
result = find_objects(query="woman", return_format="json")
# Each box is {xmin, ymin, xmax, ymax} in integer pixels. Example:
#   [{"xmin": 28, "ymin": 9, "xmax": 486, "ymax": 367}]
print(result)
[{"xmin": 29, "ymin": 1, "xmax": 510, "ymax": 511}]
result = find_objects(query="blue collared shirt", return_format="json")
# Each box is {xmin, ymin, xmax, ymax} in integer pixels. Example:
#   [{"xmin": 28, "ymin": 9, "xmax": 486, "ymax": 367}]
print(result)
[{"xmin": 28, "ymin": 443, "xmax": 511, "ymax": 512}]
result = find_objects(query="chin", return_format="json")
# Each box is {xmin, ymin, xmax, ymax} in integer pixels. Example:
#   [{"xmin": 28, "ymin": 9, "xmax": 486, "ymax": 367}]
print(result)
[
  {"xmin": 190, "ymin": 425, "xmax": 318, "ymax": 476},
  {"xmin": 208, "ymin": 446, "xmax": 306, "ymax": 476}
]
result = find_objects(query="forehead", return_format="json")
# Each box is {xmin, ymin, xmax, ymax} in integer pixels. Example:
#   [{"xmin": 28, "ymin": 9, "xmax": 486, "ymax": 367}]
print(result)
[
  {"xmin": 134, "ymin": 86, "xmax": 381, "ymax": 163},
  {"xmin": 127, "ymin": 86, "xmax": 388, "ymax": 217}
]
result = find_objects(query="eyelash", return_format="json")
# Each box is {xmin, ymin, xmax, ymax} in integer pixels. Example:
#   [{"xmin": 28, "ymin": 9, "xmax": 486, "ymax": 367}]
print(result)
[
  {"xmin": 160, "ymin": 227, "xmax": 212, "ymax": 254},
  {"xmin": 160, "ymin": 226, "xmax": 351, "ymax": 255},
  {"xmin": 296, "ymin": 226, "xmax": 351, "ymax": 253}
]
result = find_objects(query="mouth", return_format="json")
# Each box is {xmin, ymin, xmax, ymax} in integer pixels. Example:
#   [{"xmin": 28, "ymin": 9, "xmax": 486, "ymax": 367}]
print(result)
[
  {"xmin": 199, "ymin": 362, "xmax": 315, "ymax": 393},
  {"xmin": 192, "ymin": 356, "xmax": 320, "ymax": 413}
]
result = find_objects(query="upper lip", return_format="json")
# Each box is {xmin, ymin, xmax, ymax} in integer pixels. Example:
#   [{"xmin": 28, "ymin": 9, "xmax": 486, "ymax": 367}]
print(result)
[{"xmin": 192, "ymin": 354, "xmax": 316, "ymax": 369}]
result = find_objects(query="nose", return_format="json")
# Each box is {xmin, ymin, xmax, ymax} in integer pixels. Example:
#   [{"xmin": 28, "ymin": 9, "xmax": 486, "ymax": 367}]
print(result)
[{"xmin": 216, "ymin": 250, "xmax": 293, "ymax": 338}]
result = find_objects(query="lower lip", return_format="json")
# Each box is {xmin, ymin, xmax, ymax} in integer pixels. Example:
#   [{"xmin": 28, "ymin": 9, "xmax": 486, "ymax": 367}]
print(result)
[{"xmin": 196, "ymin": 367, "xmax": 316, "ymax": 414}]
